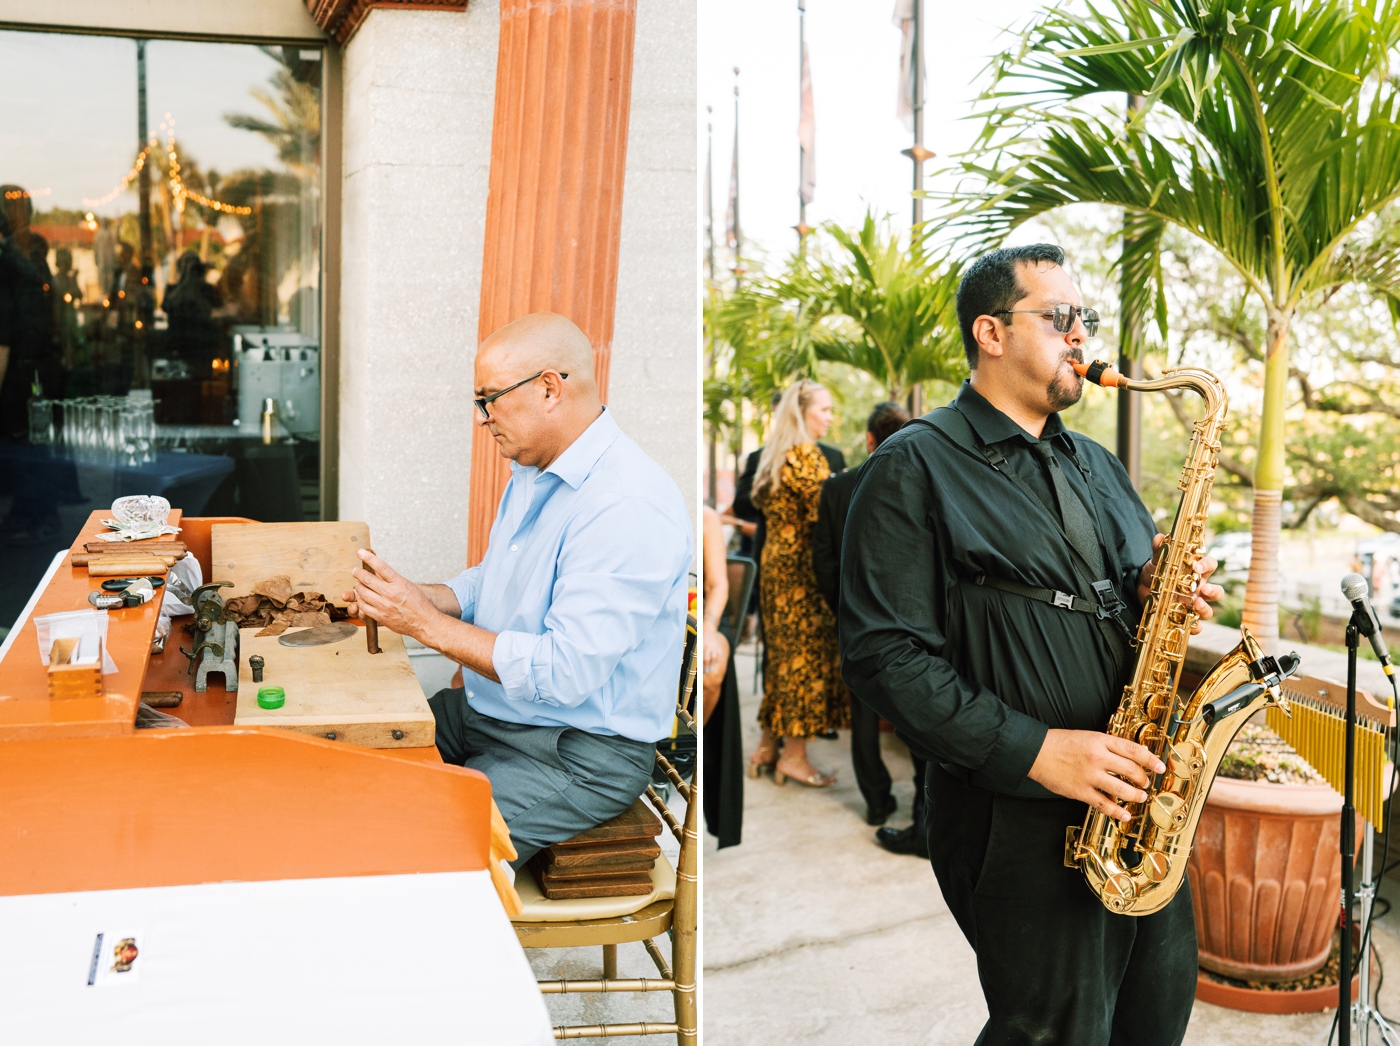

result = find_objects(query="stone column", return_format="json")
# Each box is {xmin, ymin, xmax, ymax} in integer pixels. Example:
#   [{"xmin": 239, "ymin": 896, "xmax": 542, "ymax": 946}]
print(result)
[
  {"xmin": 467, "ymin": 0, "xmax": 638, "ymax": 565},
  {"xmin": 338, "ymin": 4, "xmax": 498, "ymax": 581}
]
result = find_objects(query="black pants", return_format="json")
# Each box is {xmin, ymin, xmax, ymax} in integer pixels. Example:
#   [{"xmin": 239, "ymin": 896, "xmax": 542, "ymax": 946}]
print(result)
[
  {"xmin": 850, "ymin": 690, "xmax": 927, "ymax": 828},
  {"xmin": 926, "ymin": 764, "xmax": 1196, "ymax": 1046}
]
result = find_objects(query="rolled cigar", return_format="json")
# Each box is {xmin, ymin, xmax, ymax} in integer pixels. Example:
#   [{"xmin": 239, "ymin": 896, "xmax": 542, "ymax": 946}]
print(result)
[
  {"xmin": 84, "ymin": 548, "xmax": 186, "ymax": 557},
  {"xmin": 141, "ymin": 691, "xmax": 184, "ymax": 708},
  {"xmin": 87, "ymin": 560, "xmax": 170, "ymax": 577},
  {"xmin": 73, "ymin": 553, "xmax": 178, "ymax": 567},
  {"xmin": 363, "ymin": 546, "xmax": 382, "ymax": 655}
]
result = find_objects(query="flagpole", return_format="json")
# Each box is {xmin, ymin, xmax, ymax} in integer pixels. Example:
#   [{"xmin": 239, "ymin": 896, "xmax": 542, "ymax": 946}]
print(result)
[
  {"xmin": 731, "ymin": 67, "xmax": 742, "ymax": 292},
  {"xmin": 911, "ymin": 0, "xmax": 921, "ymax": 228},
  {"xmin": 797, "ymin": 0, "xmax": 808, "ymax": 248},
  {"xmin": 706, "ymin": 106, "xmax": 715, "ymax": 284}
]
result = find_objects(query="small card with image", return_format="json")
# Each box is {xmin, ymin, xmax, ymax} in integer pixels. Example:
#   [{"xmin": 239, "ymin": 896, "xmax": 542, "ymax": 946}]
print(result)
[{"xmin": 87, "ymin": 929, "xmax": 144, "ymax": 986}]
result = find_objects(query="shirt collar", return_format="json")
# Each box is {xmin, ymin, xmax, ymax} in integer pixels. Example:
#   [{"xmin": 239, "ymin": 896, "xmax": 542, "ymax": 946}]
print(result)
[
  {"xmin": 527, "ymin": 406, "xmax": 621, "ymax": 490},
  {"xmin": 954, "ymin": 380, "xmax": 1071, "ymax": 451}
]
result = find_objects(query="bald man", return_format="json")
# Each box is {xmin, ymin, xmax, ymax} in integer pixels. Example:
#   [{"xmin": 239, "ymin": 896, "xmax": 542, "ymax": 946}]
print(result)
[{"xmin": 345, "ymin": 313, "xmax": 693, "ymax": 869}]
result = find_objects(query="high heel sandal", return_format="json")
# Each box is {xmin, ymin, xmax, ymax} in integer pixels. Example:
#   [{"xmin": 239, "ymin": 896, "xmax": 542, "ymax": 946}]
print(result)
[
  {"xmin": 748, "ymin": 742, "xmax": 779, "ymax": 778},
  {"xmin": 772, "ymin": 761, "xmax": 837, "ymax": 788}
]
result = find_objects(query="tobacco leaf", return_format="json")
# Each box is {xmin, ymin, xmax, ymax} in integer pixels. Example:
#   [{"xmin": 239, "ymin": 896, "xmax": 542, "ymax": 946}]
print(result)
[
  {"xmin": 250, "ymin": 575, "xmax": 294, "ymax": 608},
  {"xmin": 255, "ymin": 619, "xmax": 290, "ymax": 637}
]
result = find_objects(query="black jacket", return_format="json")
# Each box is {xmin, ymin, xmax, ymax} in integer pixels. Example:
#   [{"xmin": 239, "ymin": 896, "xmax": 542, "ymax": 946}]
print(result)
[{"xmin": 812, "ymin": 461, "xmax": 864, "ymax": 616}]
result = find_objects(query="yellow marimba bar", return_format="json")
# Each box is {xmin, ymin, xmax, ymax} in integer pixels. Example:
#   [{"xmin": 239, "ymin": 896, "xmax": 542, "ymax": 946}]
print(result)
[{"xmin": 1261, "ymin": 674, "xmax": 1395, "ymax": 829}]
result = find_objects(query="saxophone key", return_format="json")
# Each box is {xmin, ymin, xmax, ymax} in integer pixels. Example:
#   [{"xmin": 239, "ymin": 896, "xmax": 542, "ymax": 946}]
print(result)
[
  {"xmin": 1148, "ymin": 792, "xmax": 1188, "ymax": 834},
  {"xmin": 1140, "ymin": 850, "xmax": 1171, "ymax": 883}
]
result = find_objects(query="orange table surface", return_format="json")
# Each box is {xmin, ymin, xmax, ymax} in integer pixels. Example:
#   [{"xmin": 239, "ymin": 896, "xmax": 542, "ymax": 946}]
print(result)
[{"xmin": 0, "ymin": 509, "xmax": 180, "ymax": 741}]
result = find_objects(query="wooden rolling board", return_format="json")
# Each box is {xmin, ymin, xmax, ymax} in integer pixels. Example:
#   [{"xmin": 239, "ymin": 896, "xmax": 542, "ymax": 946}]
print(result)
[
  {"xmin": 210, "ymin": 521, "xmax": 369, "ymax": 601},
  {"xmin": 234, "ymin": 626, "xmax": 434, "ymax": 748}
]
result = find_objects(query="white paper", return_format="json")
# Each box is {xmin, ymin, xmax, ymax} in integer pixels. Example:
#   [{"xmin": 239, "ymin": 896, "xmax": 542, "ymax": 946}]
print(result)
[{"xmin": 89, "ymin": 928, "xmax": 144, "ymax": 987}]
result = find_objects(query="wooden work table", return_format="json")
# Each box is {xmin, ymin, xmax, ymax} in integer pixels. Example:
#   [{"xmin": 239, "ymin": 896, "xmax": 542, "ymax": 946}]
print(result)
[{"xmin": 0, "ymin": 510, "xmax": 442, "ymax": 765}]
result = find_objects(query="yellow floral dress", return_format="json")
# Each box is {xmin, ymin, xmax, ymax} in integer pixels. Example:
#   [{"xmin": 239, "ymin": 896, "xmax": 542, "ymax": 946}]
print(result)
[{"xmin": 756, "ymin": 442, "xmax": 850, "ymax": 738}]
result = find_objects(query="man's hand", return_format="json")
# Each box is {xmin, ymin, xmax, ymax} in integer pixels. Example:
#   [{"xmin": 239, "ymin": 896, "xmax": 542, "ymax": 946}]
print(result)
[
  {"xmin": 346, "ymin": 549, "xmax": 441, "ymax": 643},
  {"xmin": 1137, "ymin": 532, "xmax": 1224, "ymax": 634},
  {"xmin": 1027, "ymin": 729, "xmax": 1165, "ymax": 821}
]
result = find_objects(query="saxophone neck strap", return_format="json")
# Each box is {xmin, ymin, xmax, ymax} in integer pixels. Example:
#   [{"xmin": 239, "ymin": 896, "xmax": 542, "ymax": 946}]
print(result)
[{"xmin": 966, "ymin": 572, "xmax": 1124, "ymax": 623}]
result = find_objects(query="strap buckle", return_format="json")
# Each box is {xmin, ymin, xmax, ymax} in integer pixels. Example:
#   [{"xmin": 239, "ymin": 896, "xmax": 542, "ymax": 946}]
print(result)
[
  {"xmin": 1090, "ymin": 579, "xmax": 1122, "ymax": 621},
  {"xmin": 1052, "ymin": 590, "xmax": 1075, "ymax": 610}
]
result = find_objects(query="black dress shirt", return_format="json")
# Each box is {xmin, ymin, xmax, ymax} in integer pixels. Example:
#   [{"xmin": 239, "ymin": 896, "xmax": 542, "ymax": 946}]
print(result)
[{"xmin": 839, "ymin": 381, "xmax": 1157, "ymax": 795}]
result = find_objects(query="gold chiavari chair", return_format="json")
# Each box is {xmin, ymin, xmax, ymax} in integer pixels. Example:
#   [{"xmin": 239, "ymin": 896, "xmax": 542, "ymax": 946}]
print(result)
[{"xmin": 509, "ymin": 615, "xmax": 699, "ymax": 1043}]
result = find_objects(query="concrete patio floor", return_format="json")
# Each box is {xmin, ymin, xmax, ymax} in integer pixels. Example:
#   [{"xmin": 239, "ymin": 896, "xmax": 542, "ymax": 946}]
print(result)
[{"xmin": 704, "ymin": 638, "xmax": 1400, "ymax": 1046}]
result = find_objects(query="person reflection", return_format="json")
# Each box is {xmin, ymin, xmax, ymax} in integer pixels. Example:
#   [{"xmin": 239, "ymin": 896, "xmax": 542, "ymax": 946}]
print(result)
[
  {"xmin": 0, "ymin": 185, "xmax": 62, "ymax": 544},
  {"xmin": 52, "ymin": 246, "xmax": 83, "ymax": 372},
  {"xmin": 163, "ymin": 250, "xmax": 223, "ymax": 378}
]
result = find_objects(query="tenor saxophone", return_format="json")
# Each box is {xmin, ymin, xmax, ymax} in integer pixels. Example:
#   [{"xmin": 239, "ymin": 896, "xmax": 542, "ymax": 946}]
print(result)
[{"xmin": 1066, "ymin": 360, "xmax": 1299, "ymax": 916}]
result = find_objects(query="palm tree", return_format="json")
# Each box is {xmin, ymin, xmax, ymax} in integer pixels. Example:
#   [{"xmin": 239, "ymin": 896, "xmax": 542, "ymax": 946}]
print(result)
[
  {"xmin": 712, "ymin": 213, "xmax": 966, "ymax": 411},
  {"xmin": 955, "ymin": 0, "xmax": 1400, "ymax": 648}
]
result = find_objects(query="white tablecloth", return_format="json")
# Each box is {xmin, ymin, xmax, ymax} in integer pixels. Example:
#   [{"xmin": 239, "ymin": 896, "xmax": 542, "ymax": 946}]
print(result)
[{"xmin": 0, "ymin": 870, "xmax": 552, "ymax": 1045}]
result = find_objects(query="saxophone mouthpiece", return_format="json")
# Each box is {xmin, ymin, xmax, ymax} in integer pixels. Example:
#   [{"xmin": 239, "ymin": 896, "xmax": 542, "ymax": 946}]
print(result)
[{"xmin": 1072, "ymin": 359, "xmax": 1123, "ymax": 388}]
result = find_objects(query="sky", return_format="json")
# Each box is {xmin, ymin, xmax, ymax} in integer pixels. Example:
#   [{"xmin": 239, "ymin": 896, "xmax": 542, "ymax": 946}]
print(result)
[
  {"xmin": 699, "ymin": 0, "xmax": 1049, "ymax": 264},
  {"xmin": 0, "ymin": 29, "xmax": 297, "ymax": 216}
]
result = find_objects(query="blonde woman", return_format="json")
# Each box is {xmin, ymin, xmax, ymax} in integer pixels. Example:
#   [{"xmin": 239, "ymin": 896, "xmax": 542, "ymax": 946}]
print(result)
[{"xmin": 749, "ymin": 379, "xmax": 849, "ymax": 786}]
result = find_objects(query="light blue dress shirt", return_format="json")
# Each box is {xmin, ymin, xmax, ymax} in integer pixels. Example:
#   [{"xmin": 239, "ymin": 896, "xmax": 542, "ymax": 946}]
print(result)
[{"xmin": 442, "ymin": 408, "xmax": 693, "ymax": 742}]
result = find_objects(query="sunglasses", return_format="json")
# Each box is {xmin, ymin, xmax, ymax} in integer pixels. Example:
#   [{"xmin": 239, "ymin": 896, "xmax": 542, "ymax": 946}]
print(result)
[
  {"xmin": 993, "ymin": 303, "xmax": 1100, "ymax": 338},
  {"xmin": 474, "ymin": 370, "xmax": 568, "ymax": 420}
]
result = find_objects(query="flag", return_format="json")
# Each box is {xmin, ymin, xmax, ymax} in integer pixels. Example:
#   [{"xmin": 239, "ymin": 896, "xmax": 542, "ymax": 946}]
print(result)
[
  {"xmin": 705, "ymin": 114, "xmax": 715, "ymax": 279},
  {"xmin": 893, "ymin": 0, "xmax": 925, "ymax": 132},
  {"xmin": 725, "ymin": 106, "xmax": 741, "ymax": 254},
  {"xmin": 799, "ymin": 41, "xmax": 816, "ymax": 207}
]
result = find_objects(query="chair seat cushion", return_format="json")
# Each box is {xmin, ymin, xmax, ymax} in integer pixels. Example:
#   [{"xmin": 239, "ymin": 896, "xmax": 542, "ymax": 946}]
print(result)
[{"xmin": 512, "ymin": 853, "xmax": 675, "ymax": 923}]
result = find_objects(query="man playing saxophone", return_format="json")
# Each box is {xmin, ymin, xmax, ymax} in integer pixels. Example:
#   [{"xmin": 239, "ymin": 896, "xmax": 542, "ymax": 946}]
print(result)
[{"xmin": 839, "ymin": 245, "xmax": 1223, "ymax": 1046}]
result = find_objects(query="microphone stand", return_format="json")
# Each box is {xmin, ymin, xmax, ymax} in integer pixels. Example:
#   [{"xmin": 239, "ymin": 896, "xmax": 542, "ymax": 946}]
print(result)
[
  {"xmin": 1342, "ymin": 615, "xmax": 1358, "ymax": 1046},
  {"xmin": 1347, "ymin": 606, "xmax": 1400, "ymax": 1046}
]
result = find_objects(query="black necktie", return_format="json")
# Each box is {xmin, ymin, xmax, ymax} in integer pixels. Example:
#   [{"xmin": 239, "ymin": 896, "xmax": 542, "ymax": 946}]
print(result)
[{"xmin": 1032, "ymin": 440, "xmax": 1107, "ymax": 582}]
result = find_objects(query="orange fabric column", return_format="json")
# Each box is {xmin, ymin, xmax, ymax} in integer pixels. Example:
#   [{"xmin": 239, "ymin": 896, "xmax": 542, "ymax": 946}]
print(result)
[{"xmin": 466, "ymin": 0, "xmax": 637, "ymax": 566}]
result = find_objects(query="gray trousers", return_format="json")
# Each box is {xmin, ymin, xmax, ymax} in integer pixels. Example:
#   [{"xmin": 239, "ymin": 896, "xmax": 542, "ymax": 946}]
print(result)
[{"xmin": 428, "ymin": 687, "xmax": 657, "ymax": 869}]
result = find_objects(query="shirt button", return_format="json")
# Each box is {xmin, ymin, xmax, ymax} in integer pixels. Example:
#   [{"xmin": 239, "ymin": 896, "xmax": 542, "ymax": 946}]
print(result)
[
  {"xmin": 510, "ymin": 544, "xmax": 518, "ymax": 551},
  {"xmin": 467, "ymin": 691, "xmax": 474, "ymax": 698}
]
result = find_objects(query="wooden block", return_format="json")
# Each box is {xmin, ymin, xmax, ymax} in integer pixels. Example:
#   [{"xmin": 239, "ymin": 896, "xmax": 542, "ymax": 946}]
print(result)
[
  {"xmin": 544, "ymin": 845, "xmax": 661, "ymax": 871},
  {"xmin": 234, "ymin": 626, "xmax": 434, "ymax": 749},
  {"xmin": 540, "ymin": 857, "xmax": 657, "ymax": 879},
  {"xmin": 47, "ymin": 637, "xmax": 103, "ymax": 701},
  {"xmin": 211, "ymin": 521, "xmax": 370, "ymax": 602},
  {"xmin": 533, "ymin": 869, "xmax": 655, "ymax": 900},
  {"xmin": 548, "ymin": 799, "xmax": 663, "ymax": 847}
]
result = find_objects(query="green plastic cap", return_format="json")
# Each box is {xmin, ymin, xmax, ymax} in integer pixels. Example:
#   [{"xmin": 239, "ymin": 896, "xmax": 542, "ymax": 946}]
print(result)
[{"xmin": 257, "ymin": 686, "xmax": 286, "ymax": 710}]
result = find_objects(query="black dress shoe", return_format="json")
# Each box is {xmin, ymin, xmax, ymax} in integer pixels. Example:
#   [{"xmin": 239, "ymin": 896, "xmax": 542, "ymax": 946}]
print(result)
[
  {"xmin": 875, "ymin": 824, "xmax": 930, "ymax": 858},
  {"xmin": 865, "ymin": 794, "xmax": 898, "ymax": 826}
]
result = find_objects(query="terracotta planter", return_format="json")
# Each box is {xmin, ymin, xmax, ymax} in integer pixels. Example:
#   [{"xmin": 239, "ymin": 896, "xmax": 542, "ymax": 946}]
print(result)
[{"xmin": 1186, "ymin": 777, "xmax": 1358, "ymax": 982}]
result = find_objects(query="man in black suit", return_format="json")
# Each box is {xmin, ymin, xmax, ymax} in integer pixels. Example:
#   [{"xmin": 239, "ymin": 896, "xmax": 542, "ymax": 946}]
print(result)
[{"xmin": 812, "ymin": 401, "xmax": 928, "ymax": 856}]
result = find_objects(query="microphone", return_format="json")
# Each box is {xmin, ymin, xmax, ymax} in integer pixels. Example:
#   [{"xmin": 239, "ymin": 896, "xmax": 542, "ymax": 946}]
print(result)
[{"xmin": 1341, "ymin": 572, "xmax": 1395, "ymax": 681}]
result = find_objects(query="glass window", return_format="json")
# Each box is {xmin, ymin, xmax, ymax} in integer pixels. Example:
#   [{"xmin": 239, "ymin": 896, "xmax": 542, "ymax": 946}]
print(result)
[{"xmin": 0, "ymin": 30, "xmax": 323, "ymax": 634}]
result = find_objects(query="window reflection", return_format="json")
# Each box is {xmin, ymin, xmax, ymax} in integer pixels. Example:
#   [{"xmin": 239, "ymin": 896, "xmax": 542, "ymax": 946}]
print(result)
[{"xmin": 0, "ymin": 32, "xmax": 323, "ymax": 633}]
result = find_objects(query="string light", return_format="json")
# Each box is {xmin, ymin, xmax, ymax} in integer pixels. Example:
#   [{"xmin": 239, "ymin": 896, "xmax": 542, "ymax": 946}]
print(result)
[
  {"xmin": 163, "ymin": 114, "xmax": 253, "ymax": 216},
  {"xmin": 80, "ymin": 115, "xmax": 253, "ymax": 216},
  {"xmin": 83, "ymin": 147, "xmax": 150, "ymax": 207},
  {"xmin": 4, "ymin": 188, "xmax": 51, "ymax": 199}
]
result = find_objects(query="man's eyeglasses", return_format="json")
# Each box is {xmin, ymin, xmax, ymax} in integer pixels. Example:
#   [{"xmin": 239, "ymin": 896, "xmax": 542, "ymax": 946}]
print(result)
[
  {"xmin": 992, "ymin": 303, "xmax": 1099, "ymax": 338},
  {"xmin": 474, "ymin": 371, "xmax": 568, "ymax": 420}
]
